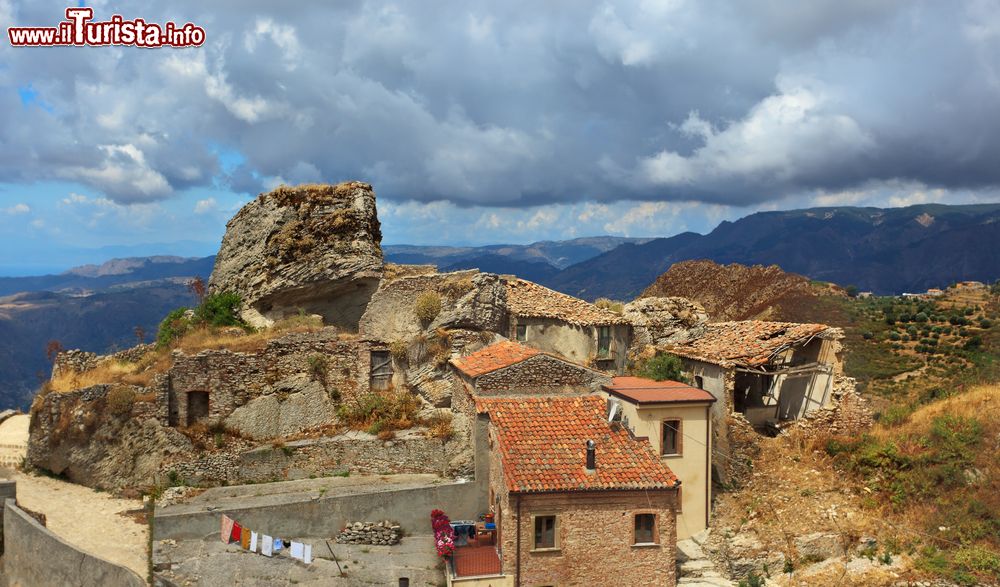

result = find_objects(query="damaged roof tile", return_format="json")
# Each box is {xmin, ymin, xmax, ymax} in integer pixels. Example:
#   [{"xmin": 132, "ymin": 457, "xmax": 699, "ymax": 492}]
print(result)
[
  {"xmin": 450, "ymin": 340, "xmax": 541, "ymax": 378},
  {"xmin": 504, "ymin": 278, "xmax": 630, "ymax": 326}
]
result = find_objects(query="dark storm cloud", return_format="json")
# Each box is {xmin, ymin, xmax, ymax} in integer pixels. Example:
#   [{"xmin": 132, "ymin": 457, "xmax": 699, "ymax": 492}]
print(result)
[{"xmin": 1, "ymin": 0, "xmax": 999, "ymax": 206}]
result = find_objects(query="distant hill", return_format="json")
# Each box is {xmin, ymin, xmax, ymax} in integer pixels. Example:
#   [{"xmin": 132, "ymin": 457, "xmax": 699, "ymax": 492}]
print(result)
[
  {"xmin": 0, "ymin": 283, "xmax": 198, "ymax": 409},
  {"xmin": 384, "ymin": 236, "xmax": 653, "ymax": 270},
  {"xmin": 0, "ymin": 256, "xmax": 216, "ymax": 296},
  {"xmin": 0, "ymin": 256, "xmax": 212, "ymax": 409},
  {"xmin": 640, "ymin": 260, "xmax": 848, "ymax": 323},
  {"xmin": 442, "ymin": 255, "xmax": 560, "ymax": 283},
  {"xmin": 544, "ymin": 203, "xmax": 1000, "ymax": 300}
]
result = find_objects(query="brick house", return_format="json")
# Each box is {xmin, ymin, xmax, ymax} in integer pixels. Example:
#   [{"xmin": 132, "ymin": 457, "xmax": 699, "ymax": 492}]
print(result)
[
  {"xmin": 474, "ymin": 396, "xmax": 679, "ymax": 587},
  {"xmin": 450, "ymin": 340, "xmax": 611, "ymax": 397},
  {"xmin": 503, "ymin": 278, "xmax": 632, "ymax": 374},
  {"xmin": 601, "ymin": 376, "xmax": 715, "ymax": 539}
]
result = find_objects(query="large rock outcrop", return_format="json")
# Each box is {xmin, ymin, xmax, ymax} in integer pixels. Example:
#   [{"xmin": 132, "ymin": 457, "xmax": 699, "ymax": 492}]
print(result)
[
  {"xmin": 209, "ymin": 182, "xmax": 384, "ymax": 329},
  {"xmin": 359, "ymin": 270, "xmax": 507, "ymax": 341}
]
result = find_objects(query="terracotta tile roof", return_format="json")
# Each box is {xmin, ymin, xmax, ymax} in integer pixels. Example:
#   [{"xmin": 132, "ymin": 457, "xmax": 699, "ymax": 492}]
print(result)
[
  {"xmin": 477, "ymin": 396, "xmax": 678, "ymax": 493},
  {"xmin": 504, "ymin": 279, "xmax": 630, "ymax": 325},
  {"xmin": 604, "ymin": 376, "xmax": 716, "ymax": 404},
  {"xmin": 663, "ymin": 320, "xmax": 832, "ymax": 367},
  {"xmin": 450, "ymin": 340, "xmax": 541, "ymax": 378}
]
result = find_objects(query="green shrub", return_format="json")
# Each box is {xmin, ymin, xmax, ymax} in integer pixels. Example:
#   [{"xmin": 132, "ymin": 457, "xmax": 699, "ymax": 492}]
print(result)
[
  {"xmin": 194, "ymin": 292, "xmax": 243, "ymax": 327},
  {"xmin": 414, "ymin": 291, "xmax": 442, "ymax": 324},
  {"xmin": 915, "ymin": 312, "xmax": 929, "ymax": 323},
  {"xmin": 979, "ymin": 319, "xmax": 992, "ymax": 329},
  {"xmin": 389, "ymin": 339, "xmax": 409, "ymax": 361},
  {"xmin": 636, "ymin": 354, "xmax": 687, "ymax": 383},
  {"xmin": 156, "ymin": 307, "xmax": 192, "ymax": 347},
  {"xmin": 107, "ymin": 386, "xmax": 136, "ymax": 416},
  {"xmin": 307, "ymin": 354, "xmax": 328, "ymax": 384}
]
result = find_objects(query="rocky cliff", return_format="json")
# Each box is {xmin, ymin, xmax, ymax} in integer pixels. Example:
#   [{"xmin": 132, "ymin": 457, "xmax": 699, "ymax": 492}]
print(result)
[{"xmin": 209, "ymin": 182, "xmax": 384, "ymax": 329}]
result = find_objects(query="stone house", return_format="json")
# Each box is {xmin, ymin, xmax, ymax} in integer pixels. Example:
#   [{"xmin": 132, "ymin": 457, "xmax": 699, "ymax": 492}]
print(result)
[
  {"xmin": 450, "ymin": 340, "xmax": 611, "ymax": 397},
  {"xmin": 470, "ymin": 396, "xmax": 678, "ymax": 587},
  {"xmin": 503, "ymin": 278, "xmax": 632, "ymax": 373},
  {"xmin": 600, "ymin": 376, "xmax": 715, "ymax": 539}
]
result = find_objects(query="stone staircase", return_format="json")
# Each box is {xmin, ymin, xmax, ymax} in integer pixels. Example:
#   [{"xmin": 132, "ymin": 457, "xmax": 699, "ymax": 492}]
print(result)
[{"xmin": 677, "ymin": 531, "xmax": 735, "ymax": 587}]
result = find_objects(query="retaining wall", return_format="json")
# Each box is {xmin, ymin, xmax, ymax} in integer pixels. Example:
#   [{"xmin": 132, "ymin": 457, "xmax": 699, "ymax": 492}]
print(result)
[
  {"xmin": 154, "ymin": 480, "xmax": 484, "ymax": 541},
  {"xmin": 2, "ymin": 498, "xmax": 145, "ymax": 587}
]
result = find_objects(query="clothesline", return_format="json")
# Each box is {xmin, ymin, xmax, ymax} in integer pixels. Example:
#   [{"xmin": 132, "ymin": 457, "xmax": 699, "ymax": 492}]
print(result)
[{"xmin": 221, "ymin": 514, "xmax": 313, "ymax": 564}]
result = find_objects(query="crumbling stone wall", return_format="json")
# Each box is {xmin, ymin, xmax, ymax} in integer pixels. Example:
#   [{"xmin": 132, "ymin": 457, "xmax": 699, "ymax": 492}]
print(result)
[
  {"xmin": 51, "ymin": 349, "xmax": 99, "ymax": 379},
  {"xmin": 161, "ymin": 429, "xmax": 462, "ymax": 486},
  {"xmin": 470, "ymin": 354, "xmax": 611, "ymax": 395},
  {"xmin": 28, "ymin": 385, "xmax": 192, "ymax": 491},
  {"xmin": 792, "ymin": 376, "xmax": 873, "ymax": 439},
  {"xmin": 166, "ymin": 329, "xmax": 372, "ymax": 427}
]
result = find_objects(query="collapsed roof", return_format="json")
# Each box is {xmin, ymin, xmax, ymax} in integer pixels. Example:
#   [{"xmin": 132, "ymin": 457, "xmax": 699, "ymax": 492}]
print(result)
[{"xmin": 662, "ymin": 321, "xmax": 838, "ymax": 368}]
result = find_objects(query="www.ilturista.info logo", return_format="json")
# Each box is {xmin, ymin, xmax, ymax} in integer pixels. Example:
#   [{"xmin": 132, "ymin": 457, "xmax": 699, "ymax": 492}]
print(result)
[{"xmin": 8, "ymin": 8, "xmax": 205, "ymax": 47}]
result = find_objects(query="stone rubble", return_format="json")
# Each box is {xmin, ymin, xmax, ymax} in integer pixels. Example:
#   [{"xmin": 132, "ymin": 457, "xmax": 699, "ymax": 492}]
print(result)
[{"xmin": 335, "ymin": 520, "xmax": 402, "ymax": 546}]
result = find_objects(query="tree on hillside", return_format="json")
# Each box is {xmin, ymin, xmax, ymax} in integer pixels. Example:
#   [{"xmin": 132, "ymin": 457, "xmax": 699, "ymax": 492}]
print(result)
[
  {"xmin": 187, "ymin": 276, "xmax": 207, "ymax": 303},
  {"xmin": 637, "ymin": 353, "xmax": 688, "ymax": 383},
  {"xmin": 44, "ymin": 340, "xmax": 64, "ymax": 364}
]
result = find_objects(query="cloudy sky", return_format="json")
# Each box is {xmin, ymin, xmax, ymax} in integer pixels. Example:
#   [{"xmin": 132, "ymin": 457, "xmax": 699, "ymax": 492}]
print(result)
[{"xmin": 1, "ymin": 0, "xmax": 1000, "ymax": 274}]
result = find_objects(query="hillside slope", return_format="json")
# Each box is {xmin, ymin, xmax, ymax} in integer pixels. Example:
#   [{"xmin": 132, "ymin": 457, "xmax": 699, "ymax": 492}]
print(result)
[
  {"xmin": 545, "ymin": 203, "xmax": 1000, "ymax": 300},
  {"xmin": 641, "ymin": 259, "xmax": 846, "ymax": 322}
]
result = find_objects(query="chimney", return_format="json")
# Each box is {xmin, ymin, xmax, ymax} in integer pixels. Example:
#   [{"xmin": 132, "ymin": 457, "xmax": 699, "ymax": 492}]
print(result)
[{"xmin": 585, "ymin": 440, "xmax": 596, "ymax": 472}]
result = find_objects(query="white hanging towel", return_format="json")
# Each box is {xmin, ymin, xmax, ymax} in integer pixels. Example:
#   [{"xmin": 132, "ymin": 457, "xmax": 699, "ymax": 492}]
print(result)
[
  {"xmin": 303, "ymin": 544, "xmax": 312, "ymax": 565},
  {"xmin": 249, "ymin": 531, "xmax": 258, "ymax": 553},
  {"xmin": 261, "ymin": 535, "xmax": 273, "ymax": 557},
  {"xmin": 289, "ymin": 541, "xmax": 305, "ymax": 560}
]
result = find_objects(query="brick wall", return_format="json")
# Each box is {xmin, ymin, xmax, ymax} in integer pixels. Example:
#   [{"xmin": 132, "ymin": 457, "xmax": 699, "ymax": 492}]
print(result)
[
  {"xmin": 472, "ymin": 354, "xmax": 611, "ymax": 395},
  {"xmin": 488, "ymin": 428, "xmax": 677, "ymax": 586}
]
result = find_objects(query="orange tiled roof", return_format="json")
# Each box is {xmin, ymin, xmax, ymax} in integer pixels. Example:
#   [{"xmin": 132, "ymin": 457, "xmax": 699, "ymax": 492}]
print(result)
[
  {"xmin": 450, "ymin": 340, "xmax": 541, "ymax": 378},
  {"xmin": 663, "ymin": 320, "xmax": 831, "ymax": 367},
  {"xmin": 477, "ymin": 396, "xmax": 678, "ymax": 493},
  {"xmin": 504, "ymin": 279, "xmax": 630, "ymax": 326},
  {"xmin": 604, "ymin": 376, "xmax": 716, "ymax": 404}
]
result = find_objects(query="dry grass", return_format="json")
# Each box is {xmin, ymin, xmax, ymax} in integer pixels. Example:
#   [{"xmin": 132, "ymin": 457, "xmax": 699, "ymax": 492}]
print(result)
[
  {"xmin": 47, "ymin": 316, "xmax": 326, "ymax": 393},
  {"xmin": 871, "ymin": 383, "xmax": 999, "ymax": 441}
]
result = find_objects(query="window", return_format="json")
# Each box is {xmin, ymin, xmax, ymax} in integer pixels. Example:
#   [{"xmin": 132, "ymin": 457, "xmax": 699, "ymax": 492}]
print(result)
[
  {"xmin": 516, "ymin": 323, "xmax": 527, "ymax": 342},
  {"xmin": 597, "ymin": 325, "xmax": 611, "ymax": 358},
  {"xmin": 634, "ymin": 513, "xmax": 657, "ymax": 544},
  {"xmin": 694, "ymin": 375, "xmax": 704, "ymax": 389},
  {"xmin": 662, "ymin": 420, "xmax": 681, "ymax": 456},
  {"xmin": 532, "ymin": 515, "xmax": 558, "ymax": 550}
]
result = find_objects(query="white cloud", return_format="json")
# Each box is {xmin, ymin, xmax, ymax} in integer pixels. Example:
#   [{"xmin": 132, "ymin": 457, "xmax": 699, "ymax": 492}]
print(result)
[
  {"xmin": 61, "ymin": 144, "xmax": 172, "ymax": 201},
  {"xmin": 2, "ymin": 203, "xmax": 30, "ymax": 215},
  {"xmin": 244, "ymin": 18, "xmax": 302, "ymax": 69},
  {"xmin": 626, "ymin": 77, "xmax": 874, "ymax": 197},
  {"xmin": 194, "ymin": 198, "xmax": 218, "ymax": 214}
]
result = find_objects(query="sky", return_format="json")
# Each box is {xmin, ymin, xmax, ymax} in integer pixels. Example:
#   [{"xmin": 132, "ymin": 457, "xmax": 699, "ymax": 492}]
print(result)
[{"xmin": 2, "ymin": 0, "xmax": 1000, "ymax": 274}]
